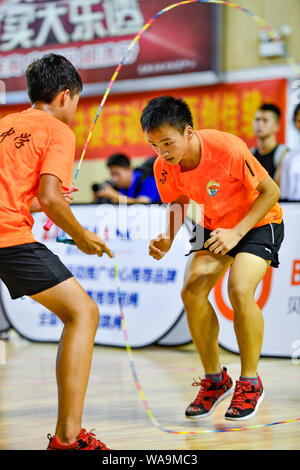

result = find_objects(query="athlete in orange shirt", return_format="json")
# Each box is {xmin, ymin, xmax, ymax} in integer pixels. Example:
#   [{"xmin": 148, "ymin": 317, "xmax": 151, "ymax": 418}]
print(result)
[
  {"xmin": 141, "ymin": 96, "xmax": 284, "ymax": 422},
  {"xmin": 0, "ymin": 54, "xmax": 113, "ymax": 450}
]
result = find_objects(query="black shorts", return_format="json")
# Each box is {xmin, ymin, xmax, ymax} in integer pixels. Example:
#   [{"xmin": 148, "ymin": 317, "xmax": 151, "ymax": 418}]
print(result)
[
  {"xmin": 186, "ymin": 222, "xmax": 284, "ymax": 268},
  {"xmin": 0, "ymin": 242, "xmax": 73, "ymax": 300}
]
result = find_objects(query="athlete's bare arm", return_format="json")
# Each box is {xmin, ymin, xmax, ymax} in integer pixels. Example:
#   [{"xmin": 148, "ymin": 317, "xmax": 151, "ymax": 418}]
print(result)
[
  {"xmin": 38, "ymin": 174, "xmax": 113, "ymax": 258},
  {"xmin": 30, "ymin": 188, "xmax": 78, "ymax": 213}
]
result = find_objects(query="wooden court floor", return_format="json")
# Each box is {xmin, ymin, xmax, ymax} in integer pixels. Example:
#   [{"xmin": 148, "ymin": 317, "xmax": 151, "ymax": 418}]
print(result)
[{"xmin": 0, "ymin": 331, "xmax": 299, "ymax": 450}]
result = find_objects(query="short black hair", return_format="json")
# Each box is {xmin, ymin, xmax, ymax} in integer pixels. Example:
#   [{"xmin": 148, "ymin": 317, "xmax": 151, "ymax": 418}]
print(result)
[
  {"xmin": 26, "ymin": 53, "xmax": 83, "ymax": 104},
  {"xmin": 293, "ymin": 103, "xmax": 300, "ymax": 122},
  {"xmin": 140, "ymin": 96, "xmax": 193, "ymax": 134},
  {"xmin": 107, "ymin": 153, "xmax": 130, "ymax": 168},
  {"xmin": 258, "ymin": 103, "xmax": 281, "ymax": 121}
]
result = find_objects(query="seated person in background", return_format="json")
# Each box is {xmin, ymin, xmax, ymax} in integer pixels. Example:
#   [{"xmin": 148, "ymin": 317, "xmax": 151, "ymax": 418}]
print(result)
[
  {"xmin": 251, "ymin": 103, "xmax": 289, "ymax": 186},
  {"xmin": 280, "ymin": 103, "xmax": 300, "ymax": 200},
  {"xmin": 94, "ymin": 153, "xmax": 161, "ymax": 204}
]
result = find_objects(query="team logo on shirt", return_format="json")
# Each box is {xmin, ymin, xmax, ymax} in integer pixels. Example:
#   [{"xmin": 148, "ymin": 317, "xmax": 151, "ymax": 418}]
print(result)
[{"xmin": 207, "ymin": 181, "xmax": 220, "ymax": 197}]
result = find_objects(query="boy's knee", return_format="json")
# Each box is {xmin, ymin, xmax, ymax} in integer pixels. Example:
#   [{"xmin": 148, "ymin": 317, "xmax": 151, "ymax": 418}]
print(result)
[
  {"xmin": 181, "ymin": 274, "xmax": 210, "ymax": 306},
  {"xmin": 228, "ymin": 282, "xmax": 252, "ymax": 307},
  {"xmin": 67, "ymin": 296, "xmax": 99, "ymax": 327},
  {"xmin": 86, "ymin": 299, "xmax": 100, "ymax": 326}
]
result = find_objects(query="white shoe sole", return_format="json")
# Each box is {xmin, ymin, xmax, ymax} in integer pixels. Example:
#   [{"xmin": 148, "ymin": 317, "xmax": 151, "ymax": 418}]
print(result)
[
  {"xmin": 186, "ymin": 382, "xmax": 235, "ymax": 420},
  {"xmin": 224, "ymin": 390, "xmax": 265, "ymax": 421}
]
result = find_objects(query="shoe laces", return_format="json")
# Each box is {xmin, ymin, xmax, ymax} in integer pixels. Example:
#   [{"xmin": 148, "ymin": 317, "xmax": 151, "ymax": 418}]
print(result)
[
  {"xmin": 191, "ymin": 377, "xmax": 217, "ymax": 405},
  {"xmin": 230, "ymin": 382, "xmax": 255, "ymax": 407},
  {"xmin": 79, "ymin": 429, "xmax": 109, "ymax": 450}
]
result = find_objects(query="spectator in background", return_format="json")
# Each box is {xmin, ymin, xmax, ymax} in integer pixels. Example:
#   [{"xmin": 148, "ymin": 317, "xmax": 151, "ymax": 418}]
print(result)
[
  {"xmin": 94, "ymin": 153, "xmax": 161, "ymax": 204},
  {"xmin": 280, "ymin": 103, "xmax": 300, "ymax": 200},
  {"xmin": 252, "ymin": 103, "xmax": 289, "ymax": 186}
]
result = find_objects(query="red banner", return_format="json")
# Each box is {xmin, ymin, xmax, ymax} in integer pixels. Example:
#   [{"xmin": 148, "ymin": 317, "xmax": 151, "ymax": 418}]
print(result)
[
  {"xmin": 71, "ymin": 78, "xmax": 287, "ymax": 159},
  {"xmin": 0, "ymin": 0, "xmax": 218, "ymax": 92},
  {"xmin": 0, "ymin": 78, "xmax": 287, "ymax": 159}
]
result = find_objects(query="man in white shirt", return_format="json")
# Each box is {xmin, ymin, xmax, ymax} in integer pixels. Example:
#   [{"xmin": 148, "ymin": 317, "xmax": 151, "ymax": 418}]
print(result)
[{"xmin": 280, "ymin": 104, "xmax": 300, "ymax": 200}]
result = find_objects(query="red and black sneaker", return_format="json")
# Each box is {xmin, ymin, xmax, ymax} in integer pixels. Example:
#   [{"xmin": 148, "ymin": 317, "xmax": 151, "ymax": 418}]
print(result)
[
  {"xmin": 225, "ymin": 376, "xmax": 264, "ymax": 421},
  {"xmin": 47, "ymin": 428, "xmax": 110, "ymax": 450},
  {"xmin": 185, "ymin": 367, "xmax": 234, "ymax": 419}
]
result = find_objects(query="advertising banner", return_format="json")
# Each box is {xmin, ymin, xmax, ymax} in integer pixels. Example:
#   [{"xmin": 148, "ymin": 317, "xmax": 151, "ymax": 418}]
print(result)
[
  {"xmin": 0, "ymin": 203, "xmax": 298, "ymax": 356},
  {"xmin": 0, "ymin": 300, "xmax": 10, "ymax": 333},
  {"xmin": 157, "ymin": 202, "xmax": 300, "ymax": 357},
  {"xmin": 0, "ymin": 204, "xmax": 193, "ymax": 347},
  {"xmin": 0, "ymin": 0, "xmax": 219, "ymax": 95},
  {"xmin": 0, "ymin": 78, "xmax": 287, "ymax": 160},
  {"xmin": 210, "ymin": 202, "xmax": 300, "ymax": 358}
]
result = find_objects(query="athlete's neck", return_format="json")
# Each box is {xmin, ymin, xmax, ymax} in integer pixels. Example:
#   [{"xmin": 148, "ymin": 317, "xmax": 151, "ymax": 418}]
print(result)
[
  {"xmin": 32, "ymin": 102, "xmax": 56, "ymax": 118},
  {"xmin": 258, "ymin": 135, "xmax": 278, "ymax": 155},
  {"xmin": 179, "ymin": 132, "xmax": 201, "ymax": 172}
]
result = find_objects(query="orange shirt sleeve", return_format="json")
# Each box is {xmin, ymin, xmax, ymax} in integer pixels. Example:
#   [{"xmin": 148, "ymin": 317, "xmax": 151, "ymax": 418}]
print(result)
[
  {"xmin": 228, "ymin": 138, "xmax": 269, "ymax": 190},
  {"xmin": 40, "ymin": 126, "xmax": 75, "ymax": 191},
  {"xmin": 153, "ymin": 157, "xmax": 182, "ymax": 203}
]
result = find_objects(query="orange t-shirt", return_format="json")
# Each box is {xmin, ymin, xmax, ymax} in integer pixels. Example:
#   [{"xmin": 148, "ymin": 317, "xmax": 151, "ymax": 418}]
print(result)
[
  {"xmin": 0, "ymin": 108, "xmax": 75, "ymax": 248},
  {"xmin": 154, "ymin": 129, "xmax": 282, "ymax": 230}
]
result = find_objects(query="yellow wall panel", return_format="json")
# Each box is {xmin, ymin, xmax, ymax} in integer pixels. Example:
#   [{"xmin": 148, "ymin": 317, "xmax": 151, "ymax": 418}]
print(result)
[{"xmin": 223, "ymin": 0, "xmax": 300, "ymax": 70}]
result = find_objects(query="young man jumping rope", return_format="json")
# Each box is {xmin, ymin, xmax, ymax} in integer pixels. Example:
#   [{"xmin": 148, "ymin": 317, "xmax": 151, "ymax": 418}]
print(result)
[
  {"xmin": 142, "ymin": 96, "xmax": 283, "ymax": 421},
  {"xmin": 0, "ymin": 54, "xmax": 113, "ymax": 449}
]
